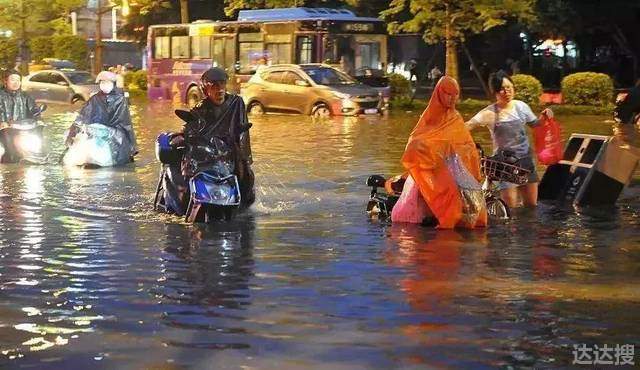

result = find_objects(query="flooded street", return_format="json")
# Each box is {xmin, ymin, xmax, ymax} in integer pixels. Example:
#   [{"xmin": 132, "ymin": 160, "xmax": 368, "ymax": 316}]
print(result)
[{"xmin": 1, "ymin": 101, "xmax": 639, "ymax": 369}]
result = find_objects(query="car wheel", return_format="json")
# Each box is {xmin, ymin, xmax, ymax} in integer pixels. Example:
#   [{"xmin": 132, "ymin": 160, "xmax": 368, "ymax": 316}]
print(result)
[
  {"xmin": 248, "ymin": 101, "xmax": 265, "ymax": 115},
  {"xmin": 72, "ymin": 96, "xmax": 85, "ymax": 104},
  {"xmin": 186, "ymin": 86, "xmax": 202, "ymax": 109},
  {"xmin": 311, "ymin": 103, "xmax": 331, "ymax": 118}
]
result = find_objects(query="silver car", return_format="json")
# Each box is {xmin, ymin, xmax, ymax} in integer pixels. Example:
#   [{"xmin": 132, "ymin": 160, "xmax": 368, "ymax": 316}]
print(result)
[
  {"xmin": 22, "ymin": 70, "xmax": 99, "ymax": 105},
  {"xmin": 241, "ymin": 64, "xmax": 383, "ymax": 117}
]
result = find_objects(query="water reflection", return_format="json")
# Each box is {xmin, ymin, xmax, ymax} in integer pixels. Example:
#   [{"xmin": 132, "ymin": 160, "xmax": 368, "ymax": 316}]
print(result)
[
  {"xmin": 0, "ymin": 104, "xmax": 638, "ymax": 368},
  {"xmin": 157, "ymin": 220, "xmax": 255, "ymax": 351}
]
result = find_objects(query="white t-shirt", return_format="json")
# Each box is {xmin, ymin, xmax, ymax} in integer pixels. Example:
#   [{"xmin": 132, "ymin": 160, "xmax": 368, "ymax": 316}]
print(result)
[{"xmin": 466, "ymin": 100, "xmax": 538, "ymax": 156}]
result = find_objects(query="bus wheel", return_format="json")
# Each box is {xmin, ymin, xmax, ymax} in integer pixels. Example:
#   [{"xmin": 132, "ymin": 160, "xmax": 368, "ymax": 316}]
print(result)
[
  {"xmin": 311, "ymin": 103, "xmax": 331, "ymax": 118},
  {"xmin": 186, "ymin": 86, "xmax": 202, "ymax": 109},
  {"xmin": 248, "ymin": 101, "xmax": 265, "ymax": 115}
]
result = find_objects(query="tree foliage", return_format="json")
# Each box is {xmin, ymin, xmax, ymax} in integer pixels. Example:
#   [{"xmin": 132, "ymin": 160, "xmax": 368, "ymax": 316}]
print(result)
[
  {"xmin": 381, "ymin": 0, "xmax": 537, "ymax": 80},
  {"xmin": 0, "ymin": 0, "xmax": 85, "ymax": 37},
  {"xmin": 382, "ymin": 0, "xmax": 536, "ymax": 43}
]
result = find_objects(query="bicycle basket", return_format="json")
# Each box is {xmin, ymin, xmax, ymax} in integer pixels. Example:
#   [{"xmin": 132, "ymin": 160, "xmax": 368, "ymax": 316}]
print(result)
[{"xmin": 480, "ymin": 157, "xmax": 530, "ymax": 185}]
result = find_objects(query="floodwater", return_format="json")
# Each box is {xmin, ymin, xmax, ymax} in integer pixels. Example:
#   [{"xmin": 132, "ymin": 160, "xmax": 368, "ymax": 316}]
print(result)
[{"xmin": 1, "ymin": 101, "xmax": 639, "ymax": 369}]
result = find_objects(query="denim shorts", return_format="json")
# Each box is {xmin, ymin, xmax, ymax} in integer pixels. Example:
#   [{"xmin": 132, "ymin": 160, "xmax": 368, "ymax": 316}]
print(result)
[{"xmin": 498, "ymin": 155, "xmax": 539, "ymax": 190}]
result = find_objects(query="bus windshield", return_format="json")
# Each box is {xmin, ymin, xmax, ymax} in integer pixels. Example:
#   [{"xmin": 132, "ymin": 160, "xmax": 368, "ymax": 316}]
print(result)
[{"xmin": 302, "ymin": 66, "xmax": 357, "ymax": 86}]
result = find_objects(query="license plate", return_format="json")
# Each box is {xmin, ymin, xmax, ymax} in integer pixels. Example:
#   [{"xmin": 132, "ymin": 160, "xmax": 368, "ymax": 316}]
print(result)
[{"xmin": 364, "ymin": 108, "xmax": 379, "ymax": 114}]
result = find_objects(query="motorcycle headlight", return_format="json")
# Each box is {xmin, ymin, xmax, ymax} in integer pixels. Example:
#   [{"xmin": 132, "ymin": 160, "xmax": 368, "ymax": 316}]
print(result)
[{"xmin": 16, "ymin": 133, "xmax": 42, "ymax": 153}]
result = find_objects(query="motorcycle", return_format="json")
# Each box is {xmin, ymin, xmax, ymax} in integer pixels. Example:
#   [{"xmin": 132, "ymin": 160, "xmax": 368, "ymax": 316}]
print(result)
[
  {"xmin": 153, "ymin": 109, "xmax": 243, "ymax": 223},
  {"xmin": 62, "ymin": 123, "xmax": 133, "ymax": 167},
  {"xmin": 0, "ymin": 105, "xmax": 47, "ymax": 164}
]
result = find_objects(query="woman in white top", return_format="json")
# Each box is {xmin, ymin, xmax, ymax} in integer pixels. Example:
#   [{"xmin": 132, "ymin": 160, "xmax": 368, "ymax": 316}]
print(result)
[{"xmin": 465, "ymin": 70, "xmax": 552, "ymax": 208}]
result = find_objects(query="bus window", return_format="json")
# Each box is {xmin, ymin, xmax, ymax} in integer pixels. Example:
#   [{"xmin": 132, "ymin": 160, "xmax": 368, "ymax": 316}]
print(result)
[
  {"xmin": 171, "ymin": 36, "xmax": 190, "ymax": 59},
  {"xmin": 266, "ymin": 43, "xmax": 291, "ymax": 65},
  {"xmin": 322, "ymin": 36, "xmax": 337, "ymax": 64},
  {"xmin": 296, "ymin": 36, "xmax": 314, "ymax": 64},
  {"xmin": 224, "ymin": 38, "xmax": 235, "ymax": 71},
  {"xmin": 238, "ymin": 32, "xmax": 264, "ymax": 74},
  {"xmin": 357, "ymin": 42, "xmax": 380, "ymax": 69},
  {"xmin": 154, "ymin": 36, "xmax": 170, "ymax": 59},
  {"xmin": 191, "ymin": 36, "xmax": 211, "ymax": 59},
  {"xmin": 213, "ymin": 38, "xmax": 225, "ymax": 67}
]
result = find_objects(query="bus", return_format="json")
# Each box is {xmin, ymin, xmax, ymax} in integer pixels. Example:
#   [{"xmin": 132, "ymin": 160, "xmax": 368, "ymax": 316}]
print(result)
[{"xmin": 146, "ymin": 7, "xmax": 388, "ymax": 107}]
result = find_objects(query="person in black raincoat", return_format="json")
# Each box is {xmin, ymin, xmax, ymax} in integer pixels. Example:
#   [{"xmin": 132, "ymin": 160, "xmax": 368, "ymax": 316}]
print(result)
[
  {"xmin": 614, "ymin": 79, "xmax": 640, "ymax": 125},
  {"xmin": 0, "ymin": 70, "xmax": 38, "ymax": 125},
  {"xmin": 168, "ymin": 67, "xmax": 255, "ymax": 211},
  {"xmin": 65, "ymin": 71, "xmax": 138, "ymax": 163}
]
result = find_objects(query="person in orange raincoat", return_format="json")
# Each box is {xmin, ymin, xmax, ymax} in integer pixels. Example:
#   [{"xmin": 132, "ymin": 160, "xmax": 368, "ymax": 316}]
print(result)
[{"xmin": 391, "ymin": 76, "xmax": 487, "ymax": 229}]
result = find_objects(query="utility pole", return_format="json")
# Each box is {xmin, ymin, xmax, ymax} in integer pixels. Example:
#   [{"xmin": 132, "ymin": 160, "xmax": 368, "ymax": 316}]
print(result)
[
  {"xmin": 180, "ymin": 0, "xmax": 189, "ymax": 23},
  {"xmin": 19, "ymin": 0, "xmax": 28, "ymax": 74},
  {"xmin": 94, "ymin": 0, "xmax": 115, "ymax": 73}
]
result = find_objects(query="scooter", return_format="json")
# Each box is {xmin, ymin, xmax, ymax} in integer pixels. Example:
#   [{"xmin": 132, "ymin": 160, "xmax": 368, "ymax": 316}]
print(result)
[
  {"xmin": 62, "ymin": 123, "xmax": 133, "ymax": 167},
  {"xmin": 153, "ymin": 109, "xmax": 242, "ymax": 223},
  {"xmin": 365, "ymin": 147, "xmax": 529, "ymax": 221},
  {"xmin": 0, "ymin": 105, "xmax": 47, "ymax": 164}
]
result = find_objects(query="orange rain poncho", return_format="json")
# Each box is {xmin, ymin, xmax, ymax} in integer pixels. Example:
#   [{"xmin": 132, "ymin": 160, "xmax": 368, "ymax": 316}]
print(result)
[{"xmin": 400, "ymin": 76, "xmax": 487, "ymax": 229}]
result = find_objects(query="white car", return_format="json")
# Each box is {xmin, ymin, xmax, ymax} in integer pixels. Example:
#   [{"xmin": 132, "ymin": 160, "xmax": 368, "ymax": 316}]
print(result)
[{"xmin": 22, "ymin": 70, "xmax": 99, "ymax": 104}]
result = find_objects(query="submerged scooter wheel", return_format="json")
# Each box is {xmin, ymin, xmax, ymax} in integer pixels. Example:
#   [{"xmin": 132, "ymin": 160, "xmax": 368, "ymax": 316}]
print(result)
[{"xmin": 486, "ymin": 198, "xmax": 510, "ymax": 219}]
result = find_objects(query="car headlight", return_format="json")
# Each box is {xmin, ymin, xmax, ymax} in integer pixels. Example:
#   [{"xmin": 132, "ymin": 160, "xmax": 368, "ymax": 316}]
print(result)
[
  {"xmin": 332, "ymin": 91, "xmax": 351, "ymax": 100},
  {"xmin": 16, "ymin": 133, "xmax": 42, "ymax": 153}
]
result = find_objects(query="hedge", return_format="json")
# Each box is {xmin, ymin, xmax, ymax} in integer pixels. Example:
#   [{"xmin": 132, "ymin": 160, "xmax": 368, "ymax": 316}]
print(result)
[
  {"xmin": 124, "ymin": 70, "xmax": 147, "ymax": 91},
  {"xmin": 388, "ymin": 73, "xmax": 412, "ymax": 97},
  {"xmin": 561, "ymin": 72, "xmax": 614, "ymax": 106},
  {"xmin": 512, "ymin": 74, "xmax": 543, "ymax": 106}
]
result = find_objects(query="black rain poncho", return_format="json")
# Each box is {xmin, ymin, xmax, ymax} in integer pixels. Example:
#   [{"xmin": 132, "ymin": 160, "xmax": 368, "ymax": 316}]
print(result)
[
  {"xmin": 161, "ymin": 93, "xmax": 255, "ymax": 213},
  {"xmin": 186, "ymin": 93, "xmax": 254, "ymax": 207},
  {"xmin": 615, "ymin": 85, "xmax": 640, "ymax": 124},
  {"xmin": 0, "ymin": 88, "xmax": 38, "ymax": 123}
]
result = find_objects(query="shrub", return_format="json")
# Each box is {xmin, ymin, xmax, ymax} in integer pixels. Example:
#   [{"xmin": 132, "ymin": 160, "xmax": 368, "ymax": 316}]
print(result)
[
  {"xmin": 512, "ymin": 74, "xmax": 543, "ymax": 106},
  {"xmin": 561, "ymin": 72, "xmax": 614, "ymax": 106},
  {"xmin": 125, "ymin": 69, "xmax": 147, "ymax": 91},
  {"xmin": 388, "ymin": 73, "xmax": 411, "ymax": 97},
  {"xmin": 390, "ymin": 95, "xmax": 422, "ymax": 110}
]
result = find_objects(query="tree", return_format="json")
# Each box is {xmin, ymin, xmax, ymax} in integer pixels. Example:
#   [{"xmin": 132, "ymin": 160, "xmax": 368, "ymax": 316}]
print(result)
[
  {"xmin": 0, "ymin": 0, "xmax": 84, "ymax": 71},
  {"xmin": 534, "ymin": 0, "xmax": 640, "ymax": 84},
  {"xmin": 381, "ymin": 0, "xmax": 536, "ymax": 87}
]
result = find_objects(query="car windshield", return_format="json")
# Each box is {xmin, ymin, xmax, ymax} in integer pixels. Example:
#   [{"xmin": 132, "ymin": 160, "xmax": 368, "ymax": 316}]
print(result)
[
  {"xmin": 64, "ymin": 72, "xmax": 94, "ymax": 85},
  {"xmin": 302, "ymin": 67, "xmax": 356, "ymax": 86}
]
